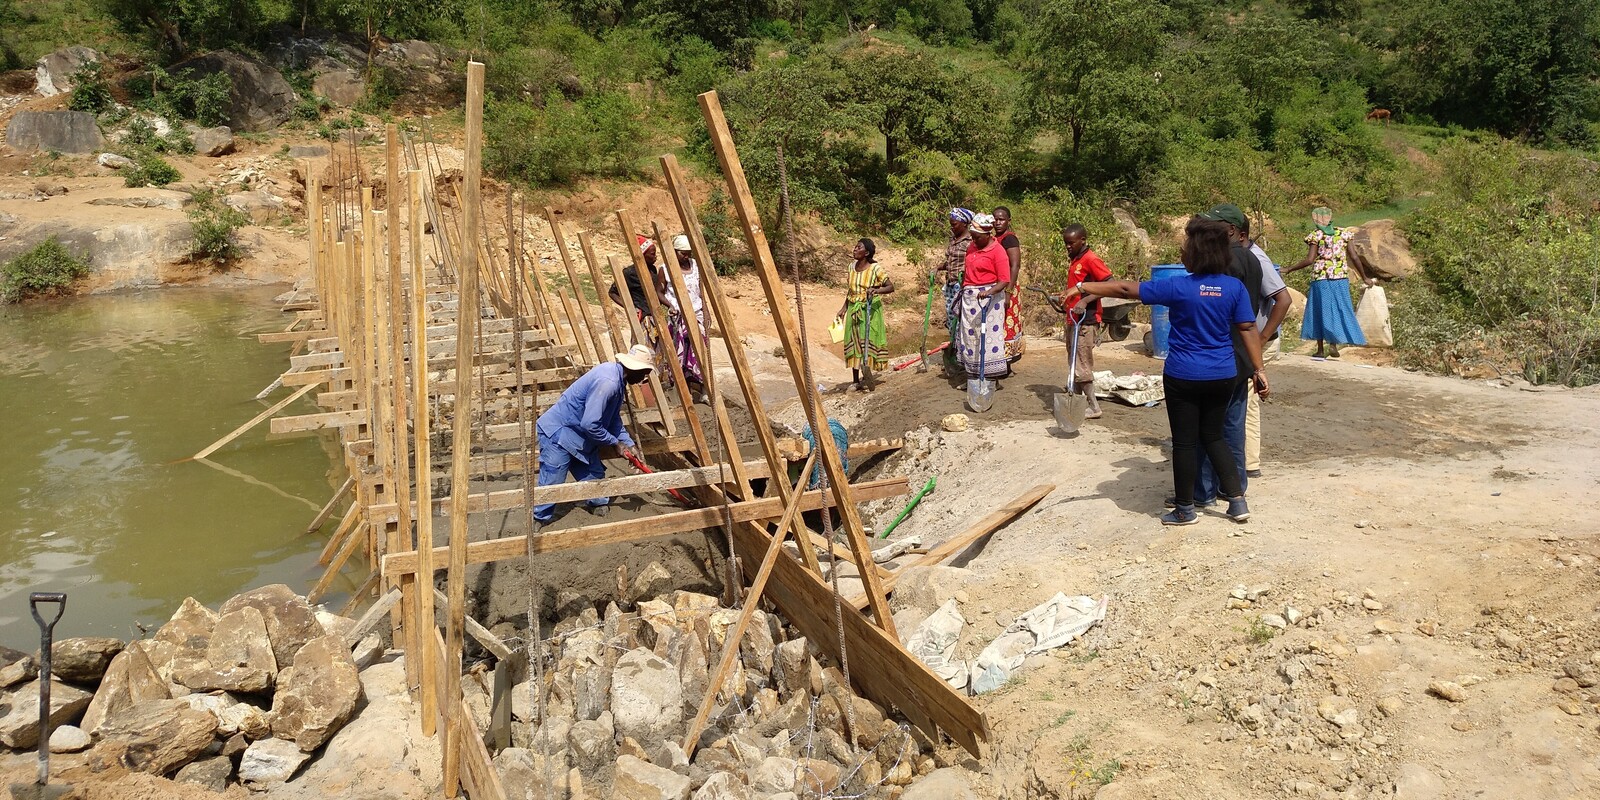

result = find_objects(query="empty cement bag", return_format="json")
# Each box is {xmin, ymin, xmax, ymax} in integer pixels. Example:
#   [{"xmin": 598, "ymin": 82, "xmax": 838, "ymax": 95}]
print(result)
[{"xmin": 1357, "ymin": 285, "xmax": 1393, "ymax": 347}]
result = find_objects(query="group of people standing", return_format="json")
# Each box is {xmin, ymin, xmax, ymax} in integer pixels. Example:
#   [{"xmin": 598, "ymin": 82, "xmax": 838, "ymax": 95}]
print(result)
[{"xmin": 938, "ymin": 207, "xmax": 1027, "ymax": 381}]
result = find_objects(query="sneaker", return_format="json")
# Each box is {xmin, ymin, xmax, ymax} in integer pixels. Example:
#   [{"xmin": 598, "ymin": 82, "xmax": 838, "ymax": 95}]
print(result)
[
  {"xmin": 1226, "ymin": 497, "xmax": 1251, "ymax": 522},
  {"xmin": 1246, "ymin": 469, "xmax": 1263, "ymax": 479},
  {"xmin": 1161, "ymin": 507, "xmax": 1199, "ymax": 526},
  {"xmin": 1165, "ymin": 496, "xmax": 1217, "ymax": 509}
]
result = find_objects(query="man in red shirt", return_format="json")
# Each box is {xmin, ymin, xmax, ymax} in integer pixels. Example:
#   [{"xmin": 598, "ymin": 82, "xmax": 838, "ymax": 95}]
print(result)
[{"xmin": 1061, "ymin": 224, "xmax": 1112, "ymax": 418}]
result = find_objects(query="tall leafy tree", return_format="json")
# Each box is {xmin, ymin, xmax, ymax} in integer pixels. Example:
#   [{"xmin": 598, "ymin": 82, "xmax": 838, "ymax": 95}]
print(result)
[{"xmin": 839, "ymin": 44, "xmax": 1000, "ymax": 173}]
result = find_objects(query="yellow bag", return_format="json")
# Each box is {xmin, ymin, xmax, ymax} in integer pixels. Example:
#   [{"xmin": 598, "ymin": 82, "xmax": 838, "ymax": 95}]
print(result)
[{"xmin": 828, "ymin": 317, "xmax": 846, "ymax": 343}]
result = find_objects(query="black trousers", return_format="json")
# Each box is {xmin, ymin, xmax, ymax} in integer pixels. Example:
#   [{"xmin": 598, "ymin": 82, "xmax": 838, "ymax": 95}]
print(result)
[{"xmin": 1164, "ymin": 375, "xmax": 1245, "ymax": 507}]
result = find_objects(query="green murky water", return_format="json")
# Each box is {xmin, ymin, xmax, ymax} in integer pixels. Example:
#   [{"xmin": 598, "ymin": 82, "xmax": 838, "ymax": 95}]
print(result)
[{"xmin": 0, "ymin": 288, "xmax": 351, "ymax": 650}]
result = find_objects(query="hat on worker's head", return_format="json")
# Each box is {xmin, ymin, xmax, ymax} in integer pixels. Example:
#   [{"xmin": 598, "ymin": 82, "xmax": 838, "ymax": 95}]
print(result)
[
  {"xmin": 969, "ymin": 213, "xmax": 996, "ymax": 234},
  {"xmin": 637, "ymin": 234, "xmax": 655, "ymax": 254},
  {"xmin": 671, "ymin": 234, "xmax": 692, "ymax": 252},
  {"xmin": 1200, "ymin": 203, "xmax": 1248, "ymax": 229},
  {"xmin": 615, "ymin": 343, "xmax": 656, "ymax": 372}
]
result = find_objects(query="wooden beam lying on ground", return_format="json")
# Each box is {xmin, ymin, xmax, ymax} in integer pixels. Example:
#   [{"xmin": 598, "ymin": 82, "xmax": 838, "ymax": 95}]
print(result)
[
  {"xmin": 379, "ymin": 476, "xmax": 910, "ymax": 576},
  {"xmin": 846, "ymin": 483, "xmax": 1054, "ymax": 611}
]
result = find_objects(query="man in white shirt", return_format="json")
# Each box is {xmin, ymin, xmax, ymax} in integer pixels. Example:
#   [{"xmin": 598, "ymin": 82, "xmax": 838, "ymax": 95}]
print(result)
[{"xmin": 1242, "ymin": 218, "xmax": 1290, "ymax": 478}]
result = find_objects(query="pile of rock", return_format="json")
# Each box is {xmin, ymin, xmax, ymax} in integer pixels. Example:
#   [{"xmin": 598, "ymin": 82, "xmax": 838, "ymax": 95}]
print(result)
[
  {"xmin": 474, "ymin": 586, "xmax": 944, "ymax": 800},
  {"xmin": 0, "ymin": 584, "xmax": 388, "ymax": 793}
]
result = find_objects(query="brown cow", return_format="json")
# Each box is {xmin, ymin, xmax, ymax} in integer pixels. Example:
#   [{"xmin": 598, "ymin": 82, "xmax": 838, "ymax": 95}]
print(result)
[{"xmin": 1366, "ymin": 109, "xmax": 1392, "ymax": 125}]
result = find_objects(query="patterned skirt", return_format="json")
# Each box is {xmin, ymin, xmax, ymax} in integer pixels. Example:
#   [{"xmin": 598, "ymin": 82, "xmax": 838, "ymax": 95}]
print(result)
[
  {"xmin": 843, "ymin": 298, "xmax": 888, "ymax": 371},
  {"xmin": 666, "ymin": 312, "xmax": 706, "ymax": 384},
  {"xmin": 1003, "ymin": 289, "xmax": 1026, "ymax": 361},
  {"xmin": 957, "ymin": 284, "xmax": 1009, "ymax": 378}
]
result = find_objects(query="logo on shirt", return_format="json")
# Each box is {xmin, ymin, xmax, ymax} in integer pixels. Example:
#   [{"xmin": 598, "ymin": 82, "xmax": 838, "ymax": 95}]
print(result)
[{"xmin": 1199, "ymin": 282, "xmax": 1225, "ymax": 298}]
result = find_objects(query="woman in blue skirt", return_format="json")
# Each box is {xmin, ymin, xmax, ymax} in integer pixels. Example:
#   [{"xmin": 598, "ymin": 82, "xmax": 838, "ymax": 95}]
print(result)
[{"xmin": 1284, "ymin": 206, "xmax": 1373, "ymax": 358}]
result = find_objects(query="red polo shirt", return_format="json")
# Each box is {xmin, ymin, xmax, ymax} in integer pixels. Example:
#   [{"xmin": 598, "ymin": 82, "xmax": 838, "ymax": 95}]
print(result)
[{"xmin": 964, "ymin": 239, "xmax": 1011, "ymax": 286}]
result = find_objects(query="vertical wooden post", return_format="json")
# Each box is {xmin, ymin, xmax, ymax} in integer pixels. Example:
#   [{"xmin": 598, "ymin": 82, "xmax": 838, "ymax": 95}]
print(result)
[
  {"xmin": 444, "ymin": 60, "xmax": 486, "ymax": 798},
  {"xmin": 696, "ymin": 90, "xmax": 896, "ymax": 636},
  {"xmin": 385, "ymin": 124, "xmax": 418, "ymax": 694},
  {"xmin": 362, "ymin": 190, "xmax": 388, "ymax": 575},
  {"xmin": 543, "ymin": 209, "xmax": 608, "ymax": 359},
  {"xmin": 659, "ymin": 153, "xmax": 822, "ymax": 574},
  {"xmin": 556, "ymin": 289, "xmax": 597, "ymax": 365},
  {"xmin": 407, "ymin": 167, "xmax": 439, "ymax": 737},
  {"xmin": 616, "ymin": 211, "xmax": 712, "ymax": 463}
]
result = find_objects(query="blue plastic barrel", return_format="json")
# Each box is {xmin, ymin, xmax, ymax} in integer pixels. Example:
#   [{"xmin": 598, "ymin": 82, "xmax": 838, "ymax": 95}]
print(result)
[{"xmin": 1148, "ymin": 263, "xmax": 1188, "ymax": 359}]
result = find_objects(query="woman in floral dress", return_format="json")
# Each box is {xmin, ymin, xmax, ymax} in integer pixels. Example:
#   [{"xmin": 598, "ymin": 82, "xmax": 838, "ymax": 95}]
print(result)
[{"xmin": 1284, "ymin": 206, "xmax": 1371, "ymax": 358}]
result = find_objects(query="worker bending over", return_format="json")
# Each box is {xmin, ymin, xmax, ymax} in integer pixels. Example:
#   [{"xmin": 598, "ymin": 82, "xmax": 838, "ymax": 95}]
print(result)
[{"xmin": 533, "ymin": 344, "xmax": 656, "ymax": 525}]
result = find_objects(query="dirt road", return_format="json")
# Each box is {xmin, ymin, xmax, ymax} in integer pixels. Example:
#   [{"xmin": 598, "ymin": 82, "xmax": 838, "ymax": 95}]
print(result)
[{"xmin": 825, "ymin": 334, "xmax": 1600, "ymax": 798}]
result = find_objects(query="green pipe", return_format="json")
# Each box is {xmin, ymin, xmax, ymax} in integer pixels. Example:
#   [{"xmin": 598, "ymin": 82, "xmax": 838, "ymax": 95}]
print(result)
[{"xmin": 879, "ymin": 475, "xmax": 937, "ymax": 539}]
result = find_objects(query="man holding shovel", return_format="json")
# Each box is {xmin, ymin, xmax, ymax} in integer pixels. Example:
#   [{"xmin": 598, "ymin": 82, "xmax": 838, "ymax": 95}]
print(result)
[
  {"xmin": 1060, "ymin": 224, "xmax": 1111, "ymax": 419},
  {"xmin": 532, "ymin": 344, "xmax": 656, "ymax": 525}
]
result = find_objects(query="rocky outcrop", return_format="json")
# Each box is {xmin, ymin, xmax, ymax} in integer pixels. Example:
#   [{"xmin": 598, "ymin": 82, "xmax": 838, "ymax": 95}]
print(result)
[
  {"xmin": 5, "ymin": 110, "xmax": 105, "ymax": 153},
  {"xmin": 34, "ymin": 46, "xmax": 101, "ymax": 96},
  {"xmin": 220, "ymin": 584, "xmax": 327, "ymax": 667},
  {"xmin": 170, "ymin": 52, "xmax": 298, "ymax": 131},
  {"xmin": 0, "ymin": 679, "xmax": 93, "ymax": 749},
  {"xmin": 88, "ymin": 698, "xmax": 218, "ymax": 775},
  {"xmin": 50, "ymin": 636, "xmax": 124, "ymax": 684},
  {"xmin": 269, "ymin": 634, "xmax": 360, "ymax": 751},
  {"xmin": 1349, "ymin": 219, "xmax": 1417, "ymax": 281},
  {"xmin": 81, "ymin": 642, "xmax": 170, "ymax": 734},
  {"xmin": 312, "ymin": 61, "xmax": 365, "ymax": 106}
]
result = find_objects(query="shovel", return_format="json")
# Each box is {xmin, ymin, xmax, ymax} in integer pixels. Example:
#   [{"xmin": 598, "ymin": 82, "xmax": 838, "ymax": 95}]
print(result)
[
  {"xmin": 966, "ymin": 295, "xmax": 997, "ymax": 413},
  {"xmin": 1053, "ymin": 311, "xmax": 1089, "ymax": 434},
  {"xmin": 11, "ymin": 593, "xmax": 70, "ymax": 800},
  {"xmin": 916, "ymin": 270, "xmax": 936, "ymax": 372}
]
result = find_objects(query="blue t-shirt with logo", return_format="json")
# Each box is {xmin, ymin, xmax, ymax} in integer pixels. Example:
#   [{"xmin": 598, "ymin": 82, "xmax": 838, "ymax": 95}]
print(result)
[{"xmin": 1140, "ymin": 272, "xmax": 1254, "ymax": 381}]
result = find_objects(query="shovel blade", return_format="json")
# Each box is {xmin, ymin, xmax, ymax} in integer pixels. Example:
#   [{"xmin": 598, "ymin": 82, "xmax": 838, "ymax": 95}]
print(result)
[
  {"xmin": 966, "ymin": 379, "xmax": 994, "ymax": 413},
  {"xmin": 1053, "ymin": 391, "xmax": 1086, "ymax": 434}
]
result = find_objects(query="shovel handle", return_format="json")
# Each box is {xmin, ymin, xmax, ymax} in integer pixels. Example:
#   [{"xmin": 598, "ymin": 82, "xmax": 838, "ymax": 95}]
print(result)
[{"xmin": 29, "ymin": 593, "xmax": 65, "ymax": 630}]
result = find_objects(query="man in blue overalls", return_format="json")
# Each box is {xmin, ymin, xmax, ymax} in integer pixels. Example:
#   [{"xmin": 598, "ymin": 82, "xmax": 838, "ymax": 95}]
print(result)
[{"xmin": 533, "ymin": 344, "xmax": 656, "ymax": 525}]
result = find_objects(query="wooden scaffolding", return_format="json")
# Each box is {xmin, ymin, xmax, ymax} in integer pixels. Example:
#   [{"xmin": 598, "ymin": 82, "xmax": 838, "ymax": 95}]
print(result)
[{"xmin": 234, "ymin": 63, "xmax": 990, "ymax": 798}]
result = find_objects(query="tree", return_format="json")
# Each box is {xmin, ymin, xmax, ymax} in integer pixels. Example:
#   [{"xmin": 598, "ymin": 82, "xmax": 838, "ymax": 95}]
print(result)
[
  {"xmin": 1388, "ymin": 0, "xmax": 1600, "ymax": 144},
  {"xmin": 1013, "ymin": 0, "xmax": 1169, "ymax": 162},
  {"xmin": 839, "ymin": 44, "xmax": 999, "ymax": 174},
  {"xmin": 99, "ymin": 0, "xmax": 277, "ymax": 59}
]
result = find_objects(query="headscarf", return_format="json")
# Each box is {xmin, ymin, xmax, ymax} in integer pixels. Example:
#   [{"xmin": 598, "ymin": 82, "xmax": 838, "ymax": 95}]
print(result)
[
  {"xmin": 949, "ymin": 207, "xmax": 975, "ymax": 224},
  {"xmin": 969, "ymin": 213, "xmax": 996, "ymax": 235},
  {"xmin": 1312, "ymin": 206, "xmax": 1335, "ymax": 236},
  {"xmin": 637, "ymin": 235, "xmax": 655, "ymax": 254}
]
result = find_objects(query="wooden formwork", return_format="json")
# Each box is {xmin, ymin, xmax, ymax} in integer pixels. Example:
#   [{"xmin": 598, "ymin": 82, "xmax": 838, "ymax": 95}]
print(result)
[{"xmin": 225, "ymin": 64, "xmax": 989, "ymax": 798}]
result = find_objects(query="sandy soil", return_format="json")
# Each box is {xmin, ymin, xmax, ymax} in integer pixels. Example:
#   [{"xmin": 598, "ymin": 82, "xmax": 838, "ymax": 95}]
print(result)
[{"xmin": 814, "ymin": 332, "xmax": 1600, "ymax": 799}]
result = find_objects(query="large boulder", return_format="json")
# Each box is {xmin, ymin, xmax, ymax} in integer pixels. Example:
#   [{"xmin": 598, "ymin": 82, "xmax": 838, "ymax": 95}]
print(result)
[
  {"xmin": 34, "ymin": 46, "xmax": 101, "ymax": 96},
  {"xmin": 269, "ymin": 634, "xmax": 360, "ymax": 751},
  {"xmin": 267, "ymin": 659, "xmax": 436, "ymax": 799},
  {"xmin": 311, "ymin": 58, "xmax": 365, "ymax": 106},
  {"xmin": 89, "ymin": 698, "xmax": 218, "ymax": 775},
  {"xmin": 81, "ymin": 641, "xmax": 171, "ymax": 734},
  {"xmin": 1349, "ymin": 219, "xmax": 1418, "ymax": 281},
  {"xmin": 169, "ymin": 52, "xmax": 298, "ymax": 132},
  {"xmin": 610, "ymin": 648, "xmax": 683, "ymax": 745},
  {"xmin": 0, "ymin": 679, "xmax": 93, "ymax": 749},
  {"xmin": 50, "ymin": 636, "xmax": 124, "ymax": 684},
  {"xmin": 178, "ymin": 605, "xmax": 277, "ymax": 693},
  {"xmin": 220, "ymin": 584, "xmax": 326, "ymax": 667},
  {"xmin": 192, "ymin": 126, "xmax": 235, "ymax": 157},
  {"xmin": 5, "ymin": 110, "xmax": 105, "ymax": 153}
]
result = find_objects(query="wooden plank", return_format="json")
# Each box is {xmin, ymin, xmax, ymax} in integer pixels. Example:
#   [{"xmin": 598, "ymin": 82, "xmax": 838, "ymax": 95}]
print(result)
[
  {"xmin": 270, "ymin": 409, "xmax": 366, "ymax": 434},
  {"xmin": 604, "ymin": 254, "xmax": 676, "ymax": 436},
  {"xmin": 777, "ymin": 436, "xmax": 904, "ymax": 462},
  {"xmin": 371, "ymin": 458, "xmax": 779, "ymax": 520},
  {"xmin": 657, "ymin": 155, "xmax": 823, "ymax": 575},
  {"xmin": 545, "ymin": 208, "xmax": 607, "ymax": 361},
  {"xmin": 408, "ymin": 166, "xmax": 440, "ymax": 737},
  {"xmin": 380, "ymin": 476, "xmax": 910, "ymax": 576},
  {"xmin": 683, "ymin": 451, "xmax": 814, "ymax": 756},
  {"xmin": 431, "ymin": 588, "xmax": 512, "ymax": 660},
  {"xmin": 305, "ymin": 476, "xmax": 355, "ymax": 533},
  {"xmin": 444, "ymin": 60, "xmax": 486, "ymax": 799},
  {"xmin": 192, "ymin": 383, "xmax": 318, "ymax": 459},
  {"xmin": 282, "ymin": 368, "xmax": 342, "ymax": 387},
  {"xmin": 846, "ymin": 483, "xmax": 1055, "ymax": 610},
  {"xmin": 696, "ymin": 92, "xmax": 895, "ymax": 634},
  {"xmin": 257, "ymin": 329, "xmax": 320, "ymax": 344},
  {"xmin": 290, "ymin": 350, "xmax": 344, "ymax": 370},
  {"xmin": 344, "ymin": 587, "xmax": 402, "ymax": 647},
  {"xmin": 431, "ymin": 629, "xmax": 508, "ymax": 800},
  {"xmin": 318, "ymin": 502, "xmax": 361, "ymax": 565}
]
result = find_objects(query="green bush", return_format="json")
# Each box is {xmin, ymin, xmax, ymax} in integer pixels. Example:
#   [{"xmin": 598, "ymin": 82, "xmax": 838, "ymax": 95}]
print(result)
[
  {"xmin": 1, "ymin": 237, "xmax": 90, "ymax": 303},
  {"xmin": 484, "ymin": 91, "xmax": 644, "ymax": 185},
  {"xmin": 68, "ymin": 61, "xmax": 114, "ymax": 114},
  {"xmin": 123, "ymin": 151, "xmax": 181, "ymax": 187},
  {"xmin": 1396, "ymin": 139, "xmax": 1600, "ymax": 386},
  {"xmin": 187, "ymin": 190, "xmax": 248, "ymax": 264}
]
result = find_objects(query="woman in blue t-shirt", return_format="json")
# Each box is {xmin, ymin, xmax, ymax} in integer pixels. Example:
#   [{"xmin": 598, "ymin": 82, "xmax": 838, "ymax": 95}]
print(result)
[{"xmin": 1063, "ymin": 218, "xmax": 1270, "ymax": 525}]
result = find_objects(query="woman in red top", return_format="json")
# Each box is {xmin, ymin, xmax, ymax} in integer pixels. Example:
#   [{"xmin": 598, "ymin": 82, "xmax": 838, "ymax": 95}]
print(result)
[{"xmin": 956, "ymin": 213, "xmax": 1012, "ymax": 380}]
